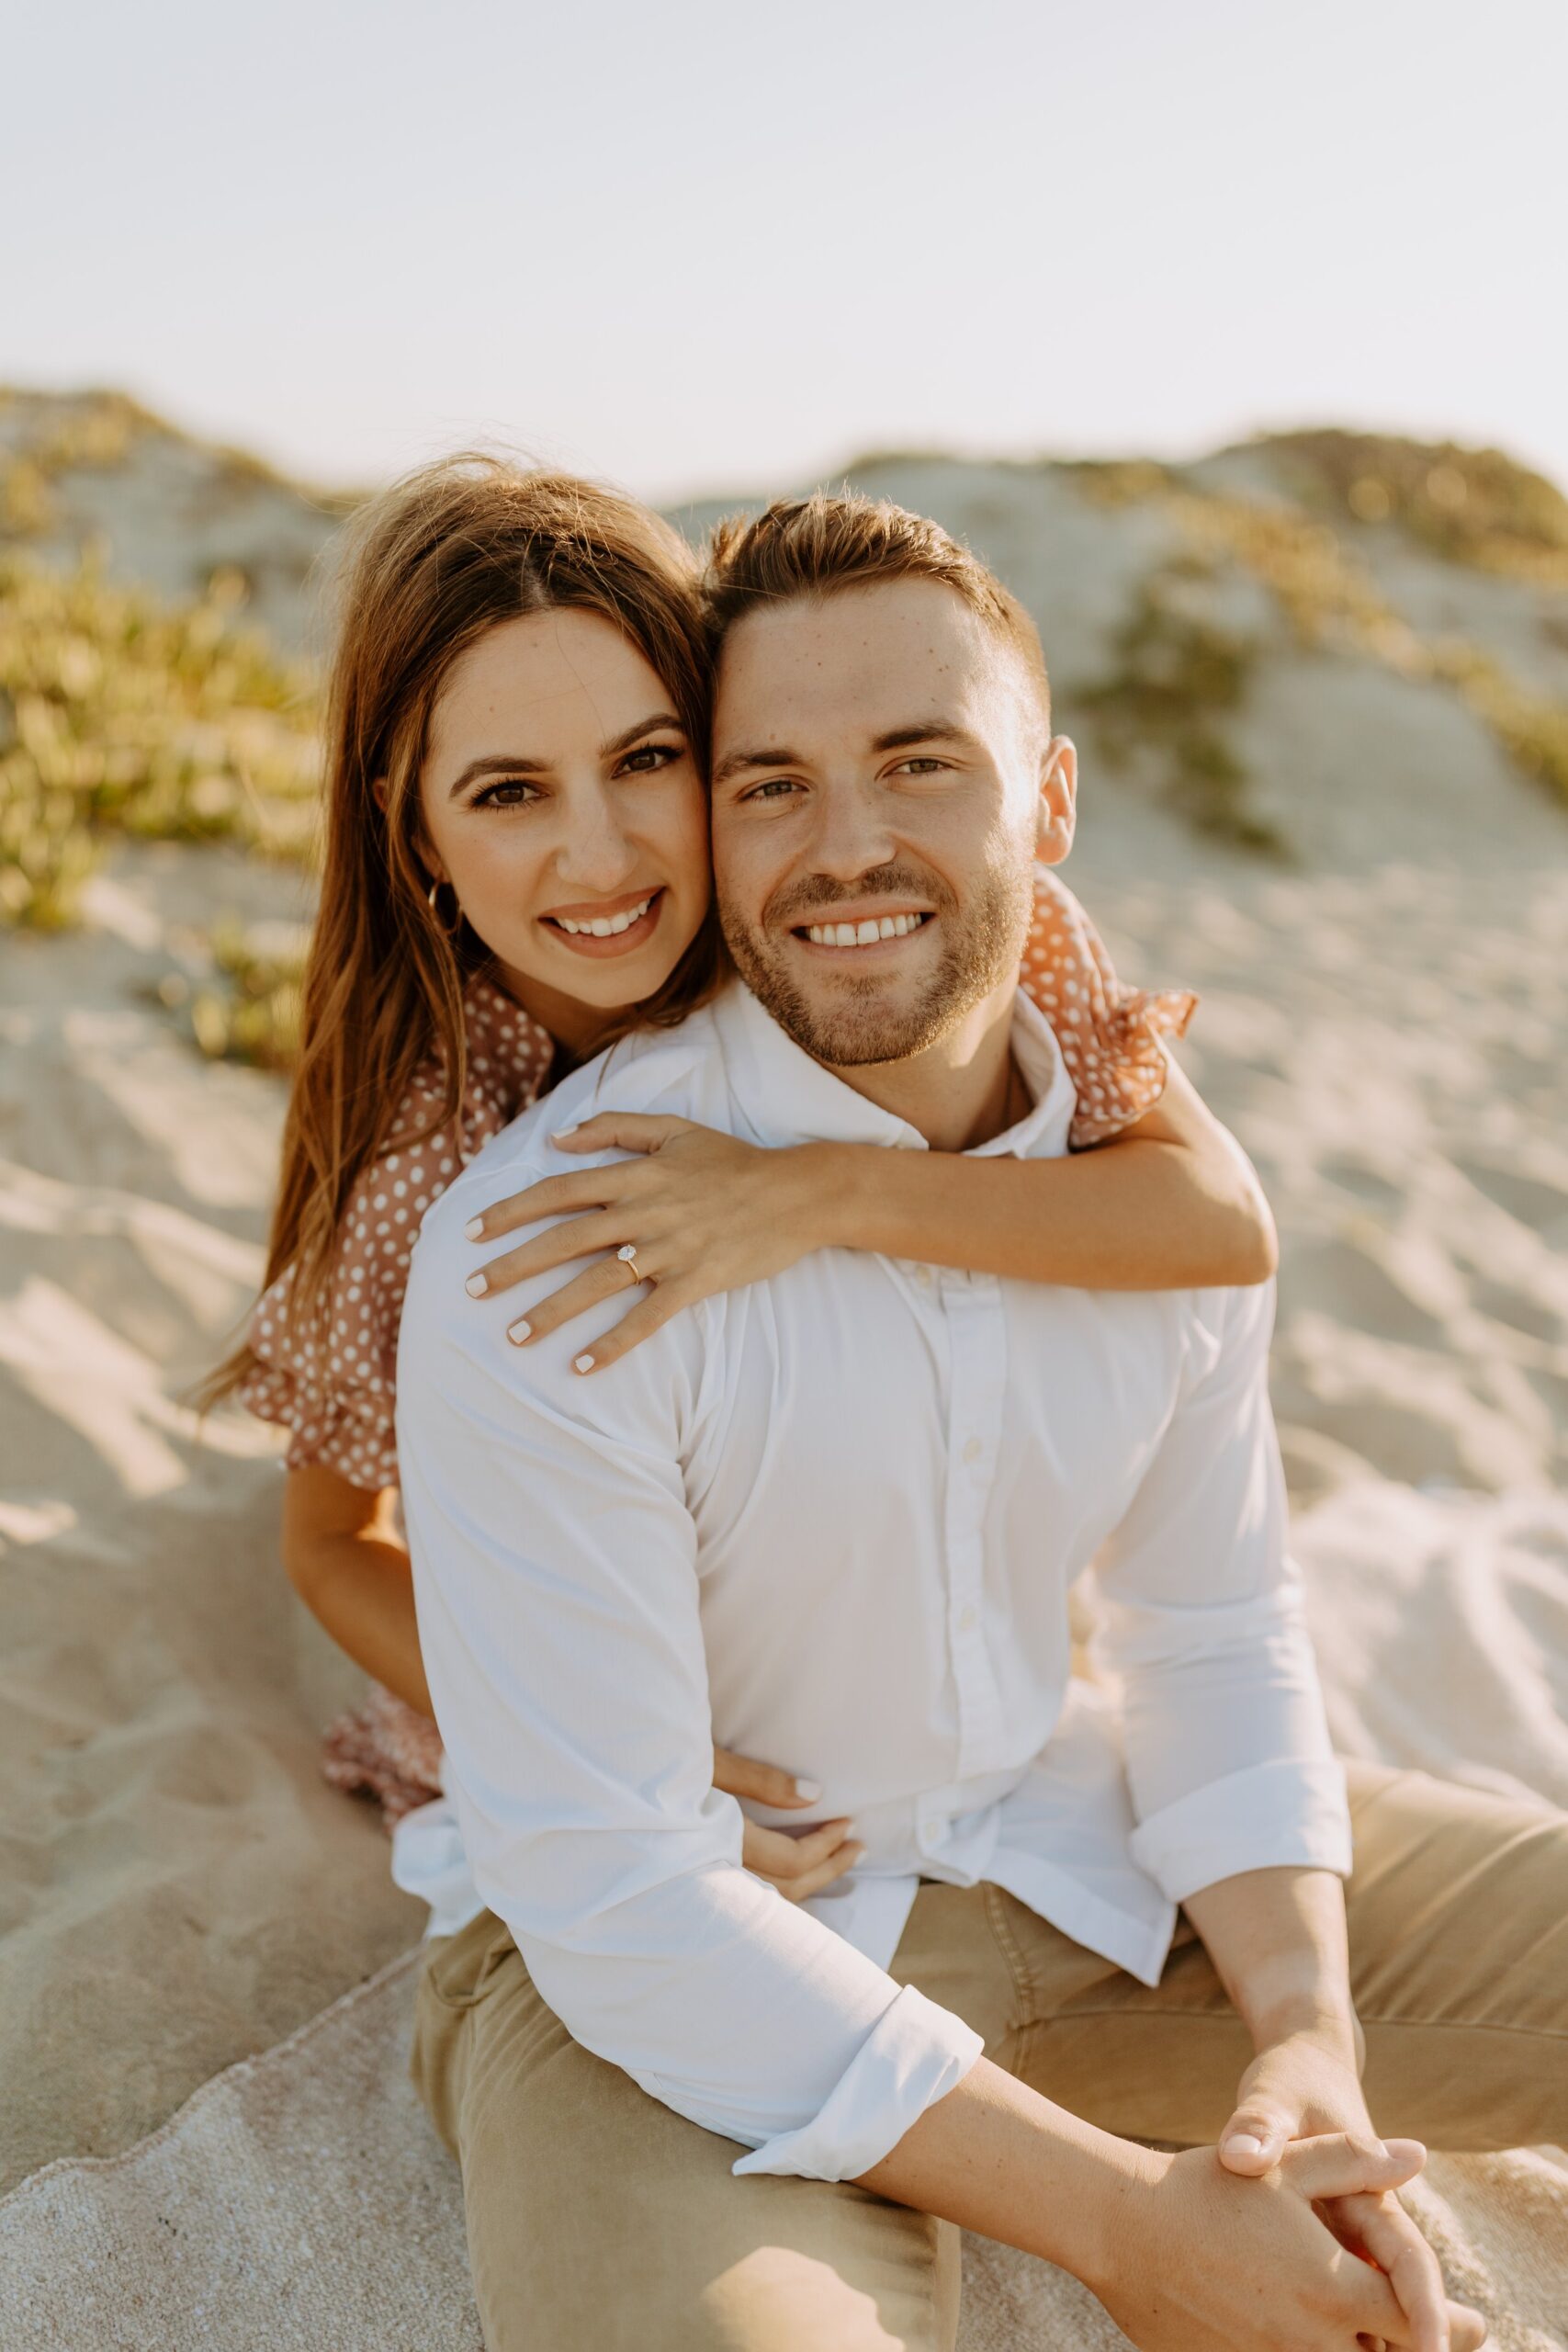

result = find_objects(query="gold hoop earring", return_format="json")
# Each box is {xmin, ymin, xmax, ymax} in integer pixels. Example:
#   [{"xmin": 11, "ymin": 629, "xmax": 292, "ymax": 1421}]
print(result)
[{"xmin": 425, "ymin": 876, "xmax": 463, "ymax": 938}]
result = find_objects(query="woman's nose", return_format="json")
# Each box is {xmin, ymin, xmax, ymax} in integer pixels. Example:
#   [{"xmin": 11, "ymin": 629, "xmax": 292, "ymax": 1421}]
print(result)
[{"xmin": 553, "ymin": 790, "xmax": 639, "ymax": 892}]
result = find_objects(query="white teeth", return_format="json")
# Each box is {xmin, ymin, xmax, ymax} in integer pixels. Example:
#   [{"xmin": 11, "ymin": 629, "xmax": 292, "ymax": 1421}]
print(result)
[
  {"xmin": 555, "ymin": 895, "xmax": 653, "ymax": 937},
  {"xmin": 804, "ymin": 911, "xmax": 927, "ymax": 946}
]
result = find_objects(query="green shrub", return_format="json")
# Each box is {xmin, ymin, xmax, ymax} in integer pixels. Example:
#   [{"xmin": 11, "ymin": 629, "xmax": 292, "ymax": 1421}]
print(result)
[
  {"xmin": 1256, "ymin": 429, "xmax": 1568, "ymax": 588},
  {"xmin": 1076, "ymin": 562, "xmax": 1287, "ymax": 855},
  {"xmin": 0, "ymin": 551, "xmax": 320, "ymax": 927}
]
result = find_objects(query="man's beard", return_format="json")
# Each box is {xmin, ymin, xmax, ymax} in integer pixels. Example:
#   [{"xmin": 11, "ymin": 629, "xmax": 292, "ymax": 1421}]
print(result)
[{"xmin": 721, "ymin": 855, "xmax": 1034, "ymax": 1069}]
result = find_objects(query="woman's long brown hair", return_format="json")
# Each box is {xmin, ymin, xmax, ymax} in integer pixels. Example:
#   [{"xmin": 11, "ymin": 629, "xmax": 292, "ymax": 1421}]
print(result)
[{"xmin": 205, "ymin": 457, "xmax": 718, "ymax": 1404}]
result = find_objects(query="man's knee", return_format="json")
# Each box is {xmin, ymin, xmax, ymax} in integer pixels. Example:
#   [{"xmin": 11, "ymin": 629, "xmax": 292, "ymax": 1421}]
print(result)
[{"xmin": 697, "ymin": 2220, "xmax": 960, "ymax": 2352}]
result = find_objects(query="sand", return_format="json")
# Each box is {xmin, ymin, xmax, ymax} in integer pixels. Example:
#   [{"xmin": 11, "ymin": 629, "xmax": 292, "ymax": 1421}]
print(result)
[{"xmin": 1, "ymin": 804, "xmax": 1564, "ymax": 2296}]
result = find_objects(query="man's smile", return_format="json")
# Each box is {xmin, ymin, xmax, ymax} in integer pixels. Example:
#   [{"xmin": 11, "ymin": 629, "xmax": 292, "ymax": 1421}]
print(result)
[{"xmin": 788, "ymin": 908, "xmax": 937, "ymax": 956}]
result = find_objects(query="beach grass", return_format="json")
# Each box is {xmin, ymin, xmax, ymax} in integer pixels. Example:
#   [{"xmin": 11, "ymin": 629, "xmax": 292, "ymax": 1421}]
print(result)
[{"xmin": 0, "ymin": 549, "xmax": 321, "ymax": 930}]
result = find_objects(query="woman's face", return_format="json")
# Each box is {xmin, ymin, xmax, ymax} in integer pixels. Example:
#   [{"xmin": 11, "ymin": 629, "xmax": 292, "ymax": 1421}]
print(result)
[{"xmin": 419, "ymin": 608, "xmax": 711, "ymax": 1053}]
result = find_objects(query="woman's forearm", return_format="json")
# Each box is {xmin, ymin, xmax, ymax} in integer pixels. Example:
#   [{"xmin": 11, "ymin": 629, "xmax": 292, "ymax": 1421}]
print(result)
[
  {"xmin": 281, "ymin": 1470, "xmax": 434, "ymax": 1715},
  {"xmin": 295, "ymin": 1532, "xmax": 434, "ymax": 1715},
  {"xmin": 808, "ymin": 1114, "xmax": 1276, "ymax": 1292}
]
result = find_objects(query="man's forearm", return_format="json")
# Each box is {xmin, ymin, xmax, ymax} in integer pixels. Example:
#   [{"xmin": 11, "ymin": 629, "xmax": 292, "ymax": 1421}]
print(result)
[
  {"xmin": 853, "ymin": 2056, "xmax": 1149, "ymax": 2290},
  {"xmin": 1180, "ymin": 1865, "xmax": 1357, "ymax": 2051}
]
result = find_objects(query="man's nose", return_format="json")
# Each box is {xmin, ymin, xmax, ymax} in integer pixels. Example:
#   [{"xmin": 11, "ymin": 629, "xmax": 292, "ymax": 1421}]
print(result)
[
  {"xmin": 804, "ymin": 782, "xmax": 897, "ymax": 884},
  {"xmin": 552, "ymin": 783, "xmax": 640, "ymax": 893}
]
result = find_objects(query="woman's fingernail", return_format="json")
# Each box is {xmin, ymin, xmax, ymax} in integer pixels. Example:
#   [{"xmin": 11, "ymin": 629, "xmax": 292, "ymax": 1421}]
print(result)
[
  {"xmin": 507, "ymin": 1319, "xmax": 532, "ymax": 1345},
  {"xmin": 574, "ymin": 1352, "xmax": 594, "ymax": 1374},
  {"xmin": 465, "ymin": 1272, "xmax": 488, "ymax": 1298},
  {"xmin": 552, "ymin": 1124, "xmax": 579, "ymax": 1140},
  {"xmin": 464, "ymin": 1216, "xmax": 484, "ymax": 1240},
  {"xmin": 793, "ymin": 1778, "xmax": 823, "ymax": 1802},
  {"xmin": 1224, "ymin": 2133, "xmax": 1266, "ymax": 2159}
]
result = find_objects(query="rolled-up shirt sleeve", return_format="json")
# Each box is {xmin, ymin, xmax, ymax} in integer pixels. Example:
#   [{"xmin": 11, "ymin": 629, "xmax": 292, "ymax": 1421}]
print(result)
[
  {"xmin": 394, "ymin": 1184, "xmax": 981, "ymax": 2180},
  {"xmin": 1086, "ymin": 1276, "xmax": 1352, "ymax": 1903}
]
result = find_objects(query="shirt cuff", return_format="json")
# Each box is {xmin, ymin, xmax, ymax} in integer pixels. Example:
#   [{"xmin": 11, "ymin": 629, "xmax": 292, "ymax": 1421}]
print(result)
[
  {"xmin": 730, "ymin": 1984, "xmax": 984, "ymax": 2182},
  {"xmin": 1127, "ymin": 1756, "xmax": 1353, "ymax": 1905}
]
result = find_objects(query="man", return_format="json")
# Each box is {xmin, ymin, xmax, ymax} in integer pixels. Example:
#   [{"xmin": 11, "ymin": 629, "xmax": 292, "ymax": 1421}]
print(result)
[{"xmin": 396, "ymin": 495, "xmax": 1562, "ymax": 2351}]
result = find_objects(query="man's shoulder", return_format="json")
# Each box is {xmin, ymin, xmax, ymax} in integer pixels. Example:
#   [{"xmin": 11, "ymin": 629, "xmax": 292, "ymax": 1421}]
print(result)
[{"xmin": 412, "ymin": 998, "xmax": 734, "ymax": 1265}]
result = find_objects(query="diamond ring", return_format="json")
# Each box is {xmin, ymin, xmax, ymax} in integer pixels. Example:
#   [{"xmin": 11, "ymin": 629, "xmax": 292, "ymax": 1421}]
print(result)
[{"xmin": 616, "ymin": 1243, "xmax": 644, "ymax": 1282}]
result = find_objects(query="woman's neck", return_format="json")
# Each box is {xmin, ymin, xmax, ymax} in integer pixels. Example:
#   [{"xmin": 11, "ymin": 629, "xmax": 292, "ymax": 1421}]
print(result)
[{"xmin": 490, "ymin": 959, "xmax": 625, "ymax": 1065}]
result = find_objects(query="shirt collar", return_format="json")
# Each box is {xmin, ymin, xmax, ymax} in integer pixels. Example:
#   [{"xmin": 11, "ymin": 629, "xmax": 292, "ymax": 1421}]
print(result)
[{"xmin": 711, "ymin": 980, "xmax": 1077, "ymax": 1161}]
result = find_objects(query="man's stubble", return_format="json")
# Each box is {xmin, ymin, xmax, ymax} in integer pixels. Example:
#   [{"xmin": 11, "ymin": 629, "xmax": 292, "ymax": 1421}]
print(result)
[{"xmin": 719, "ymin": 853, "xmax": 1036, "ymax": 1070}]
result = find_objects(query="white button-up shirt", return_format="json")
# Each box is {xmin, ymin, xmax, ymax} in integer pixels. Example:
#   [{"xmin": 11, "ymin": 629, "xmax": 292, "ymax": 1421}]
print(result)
[{"xmin": 394, "ymin": 979, "xmax": 1351, "ymax": 2182}]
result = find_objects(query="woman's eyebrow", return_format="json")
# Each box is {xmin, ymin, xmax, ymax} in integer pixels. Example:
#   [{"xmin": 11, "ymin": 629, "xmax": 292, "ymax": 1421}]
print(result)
[
  {"xmin": 601, "ymin": 711, "xmax": 685, "ymax": 757},
  {"xmin": 446, "ymin": 713, "xmax": 684, "ymax": 799},
  {"xmin": 447, "ymin": 752, "xmax": 546, "ymax": 798}
]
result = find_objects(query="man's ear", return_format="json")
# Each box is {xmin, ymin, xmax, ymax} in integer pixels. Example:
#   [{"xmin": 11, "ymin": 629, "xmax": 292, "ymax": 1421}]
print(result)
[{"xmin": 1035, "ymin": 735, "xmax": 1077, "ymax": 867}]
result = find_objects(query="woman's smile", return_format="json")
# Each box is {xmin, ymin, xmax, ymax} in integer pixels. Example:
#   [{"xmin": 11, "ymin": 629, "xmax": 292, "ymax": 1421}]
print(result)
[{"xmin": 540, "ymin": 885, "xmax": 669, "ymax": 958}]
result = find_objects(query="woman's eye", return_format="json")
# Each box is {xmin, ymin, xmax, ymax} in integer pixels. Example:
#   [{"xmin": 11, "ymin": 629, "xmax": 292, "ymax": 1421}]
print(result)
[
  {"xmin": 470, "ymin": 780, "xmax": 540, "ymax": 809},
  {"xmin": 616, "ymin": 742, "xmax": 682, "ymax": 776}
]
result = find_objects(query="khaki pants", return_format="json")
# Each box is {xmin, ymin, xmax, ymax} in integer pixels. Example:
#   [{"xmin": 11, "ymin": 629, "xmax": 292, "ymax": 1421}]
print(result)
[{"xmin": 409, "ymin": 1761, "xmax": 1568, "ymax": 2351}]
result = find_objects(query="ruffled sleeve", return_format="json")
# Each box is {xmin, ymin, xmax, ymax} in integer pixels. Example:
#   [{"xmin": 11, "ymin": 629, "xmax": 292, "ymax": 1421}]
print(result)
[
  {"xmin": 239, "ymin": 978, "xmax": 554, "ymax": 1491},
  {"xmin": 1019, "ymin": 866, "xmax": 1199, "ymax": 1151}
]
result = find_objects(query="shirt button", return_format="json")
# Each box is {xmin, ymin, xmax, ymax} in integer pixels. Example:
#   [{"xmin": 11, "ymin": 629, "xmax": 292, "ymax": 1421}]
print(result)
[
  {"xmin": 957, "ymin": 1605, "xmax": 978, "ymax": 1633},
  {"xmin": 914, "ymin": 1265, "xmax": 932, "ymax": 1287},
  {"xmin": 963, "ymin": 1437, "xmax": 983, "ymax": 1464}
]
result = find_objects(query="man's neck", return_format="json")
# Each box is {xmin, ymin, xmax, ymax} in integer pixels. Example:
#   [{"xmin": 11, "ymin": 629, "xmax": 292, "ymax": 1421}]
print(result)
[{"xmin": 825, "ymin": 979, "xmax": 1023, "ymax": 1153}]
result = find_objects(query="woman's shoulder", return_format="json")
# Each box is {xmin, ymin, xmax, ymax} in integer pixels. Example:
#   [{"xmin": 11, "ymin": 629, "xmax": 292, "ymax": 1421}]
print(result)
[
  {"xmin": 239, "ymin": 974, "xmax": 556, "ymax": 1485},
  {"xmin": 393, "ymin": 972, "xmax": 556, "ymax": 1145},
  {"xmin": 1019, "ymin": 865, "xmax": 1200, "ymax": 1149}
]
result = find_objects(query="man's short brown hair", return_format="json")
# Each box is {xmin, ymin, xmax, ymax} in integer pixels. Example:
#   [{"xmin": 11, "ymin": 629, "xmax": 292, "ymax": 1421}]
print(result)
[{"xmin": 703, "ymin": 491, "xmax": 1050, "ymax": 725}]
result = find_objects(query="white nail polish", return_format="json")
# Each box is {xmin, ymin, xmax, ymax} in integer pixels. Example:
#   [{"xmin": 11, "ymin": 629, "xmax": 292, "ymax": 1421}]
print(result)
[
  {"xmin": 552, "ymin": 1124, "xmax": 579, "ymax": 1140},
  {"xmin": 508, "ymin": 1319, "xmax": 532, "ymax": 1345},
  {"xmin": 574, "ymin": 1352, "xmax": 594, "ymax": 1374},
  {"xmin": 464, "ymin": 1217, "xmax": 484, "ymax": 1240},
  {"xmin": 465, "ymin": 1272, "xmax": 488, "ymax": 1297},
  {"xmin": 794, "ymin": 1778, "xmax": 823, "ymax": 1802}
]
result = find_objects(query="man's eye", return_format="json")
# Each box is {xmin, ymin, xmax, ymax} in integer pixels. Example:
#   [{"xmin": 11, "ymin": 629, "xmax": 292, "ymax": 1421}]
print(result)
[
  {"xmin": 745, "ymin": 778, "xmax": 801, "ymax": 802},
  {"xmin": 895, "ymin": 757, "xmax": 949, "ymax": 775},
  {"xmin": 617, "ymin": 742, "xmax": 682, "ymax": 775}
]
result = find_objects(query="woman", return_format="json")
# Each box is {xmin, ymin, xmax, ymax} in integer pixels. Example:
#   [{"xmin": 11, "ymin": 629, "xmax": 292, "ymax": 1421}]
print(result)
[{"xmin": 220, "ymin": 456, "xmax": 1273, "ymax": 1917}]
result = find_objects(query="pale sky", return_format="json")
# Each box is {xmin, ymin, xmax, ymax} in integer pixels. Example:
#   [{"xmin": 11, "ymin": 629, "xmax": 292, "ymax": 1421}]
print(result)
[{"xmin": 7, "ymin": 0, "xmax": 1566, "ymax": 503}]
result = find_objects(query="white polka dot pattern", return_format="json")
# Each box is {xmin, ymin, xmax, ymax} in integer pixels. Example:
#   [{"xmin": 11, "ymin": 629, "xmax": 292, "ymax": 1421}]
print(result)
[
  {"xmin": 1021, "ymin": 864, "xmax": 1198, "ymax": 1150},
  {"xmin": 239, "ymin": 975, "xmax": 554, "ymax": 1492}
]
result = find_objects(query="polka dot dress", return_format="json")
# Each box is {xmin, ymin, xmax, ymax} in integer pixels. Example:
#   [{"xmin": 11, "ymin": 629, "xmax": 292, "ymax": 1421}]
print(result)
[
  {"xmin": 242, "ymin": 889, "xmax": 1196, "ymax": 1832},
  {"xmin": 1021, "ymin": 865, "xmax": 1198, "ymax": 1149}
]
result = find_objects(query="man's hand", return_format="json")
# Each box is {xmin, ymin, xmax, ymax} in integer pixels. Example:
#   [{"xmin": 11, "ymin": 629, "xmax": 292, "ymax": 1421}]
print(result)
[
  {"xmin": 1098, "ymin": 2133, "xmax": 1488, "ymax": 2352},
  {"xmin": 1218, "ymin": 2022, "xmax": 1473, "ymax": 2352}
]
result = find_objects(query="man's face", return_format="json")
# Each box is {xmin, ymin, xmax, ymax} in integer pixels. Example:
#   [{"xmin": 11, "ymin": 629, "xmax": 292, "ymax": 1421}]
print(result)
[{"xmin": 710, "ymin": 577, "xmax": 1074, "ymax": 1068}]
